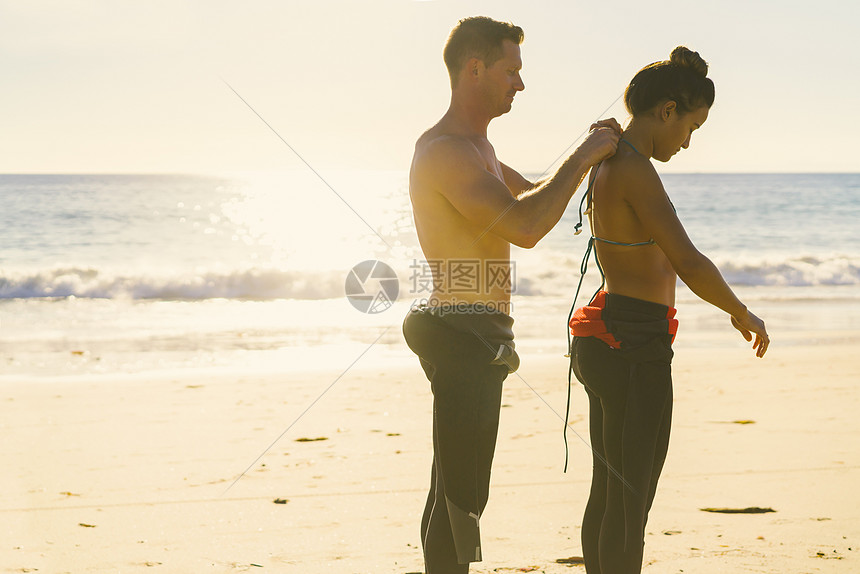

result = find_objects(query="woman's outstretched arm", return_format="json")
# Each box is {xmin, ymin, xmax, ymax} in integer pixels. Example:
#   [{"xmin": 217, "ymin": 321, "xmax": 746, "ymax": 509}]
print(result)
[{"xmin": 621, "ymin": 160, "xmax": 770, "ymax": 357}]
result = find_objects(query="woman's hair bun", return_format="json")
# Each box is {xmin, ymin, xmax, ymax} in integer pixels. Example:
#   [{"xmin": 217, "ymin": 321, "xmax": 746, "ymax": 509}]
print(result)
[
  {"xmin": 624, "ymin": 45, "xmax": 715, "ymax": 116},
  {"xmin": 670, "ymin": 46, "xmax": 708, "ymax": 77}
]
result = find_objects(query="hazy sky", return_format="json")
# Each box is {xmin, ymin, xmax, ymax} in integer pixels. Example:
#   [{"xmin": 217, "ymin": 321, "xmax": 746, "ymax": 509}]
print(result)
[{"xmin": 3, "ymin": 0, "xmax": 858, "ymax": 174}]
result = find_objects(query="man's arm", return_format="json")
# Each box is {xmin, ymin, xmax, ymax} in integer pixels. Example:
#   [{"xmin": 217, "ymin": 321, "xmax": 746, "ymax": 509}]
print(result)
[
  {"xmin": 501, "ymin": 120, "xmax": 623, "ymax": 197},
  {"xmin": 416, "ymin": 126, "xmax": 620, "ymax": 248},
  {"xmin": 499, "ymin": 162, "xmax": 534, "ymax": 196}
]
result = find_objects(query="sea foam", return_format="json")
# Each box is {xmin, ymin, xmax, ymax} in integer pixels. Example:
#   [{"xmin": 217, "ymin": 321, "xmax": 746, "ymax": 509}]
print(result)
[{"xmin": 2, "ymin": 253, "xmax": 858, "ymax": 301}]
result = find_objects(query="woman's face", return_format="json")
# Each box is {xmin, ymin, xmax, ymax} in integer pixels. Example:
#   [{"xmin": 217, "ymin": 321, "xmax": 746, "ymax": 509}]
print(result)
[{"xmin": 653, "ymin": 103, "xmax": 710, "ymax": 162}]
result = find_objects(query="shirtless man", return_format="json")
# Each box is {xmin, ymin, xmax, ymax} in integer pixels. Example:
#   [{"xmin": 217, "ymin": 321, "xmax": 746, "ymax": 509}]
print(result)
[{"xmin": 401, "ymin": 16, "xmax": 621, "ymax": 573}]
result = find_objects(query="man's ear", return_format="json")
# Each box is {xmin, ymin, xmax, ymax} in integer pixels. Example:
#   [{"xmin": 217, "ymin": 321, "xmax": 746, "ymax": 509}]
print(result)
[{"xmin": 466, "ymin": 57, "xmax": 483, "ymax": 80}]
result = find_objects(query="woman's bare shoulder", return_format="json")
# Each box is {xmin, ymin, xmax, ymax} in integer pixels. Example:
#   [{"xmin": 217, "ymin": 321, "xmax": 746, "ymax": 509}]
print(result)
[{"xmin": 600, "ymin": 146, "xmax": 664, "ymax": 198}]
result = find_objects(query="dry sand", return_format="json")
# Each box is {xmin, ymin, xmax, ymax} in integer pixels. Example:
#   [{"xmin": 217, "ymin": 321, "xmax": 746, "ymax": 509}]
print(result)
[{"xmin": 2, "ymin": 332, "xmax": 859, "ymax": 573}]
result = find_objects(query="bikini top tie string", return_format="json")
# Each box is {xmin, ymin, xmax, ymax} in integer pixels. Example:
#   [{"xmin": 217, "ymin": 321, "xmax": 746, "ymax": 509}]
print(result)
[{"xmin": 565, "ymin": 137, "xmax": 644, "ymax": 472}]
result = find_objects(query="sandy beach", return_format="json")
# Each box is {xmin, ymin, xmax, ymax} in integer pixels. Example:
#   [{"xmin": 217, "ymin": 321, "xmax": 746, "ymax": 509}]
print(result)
[{"xmin": 2, "ymin": 325, "xmax": 859, "ymax": 573}]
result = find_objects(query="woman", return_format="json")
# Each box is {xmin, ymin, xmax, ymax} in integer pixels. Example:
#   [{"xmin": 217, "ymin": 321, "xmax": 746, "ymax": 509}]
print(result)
[{"xmin": 569, "ymin": 46, "xmax": 769, "ymax": 574}]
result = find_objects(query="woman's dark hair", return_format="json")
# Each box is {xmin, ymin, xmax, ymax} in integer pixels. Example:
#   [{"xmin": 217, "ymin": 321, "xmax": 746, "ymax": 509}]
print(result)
[
  {"xmin": 444, "ymin": 16, "xmax": 524, "ymax": 87},
  {"xmin": 624, "ymin": 46, "xmax": 715, "ymax": 116}
]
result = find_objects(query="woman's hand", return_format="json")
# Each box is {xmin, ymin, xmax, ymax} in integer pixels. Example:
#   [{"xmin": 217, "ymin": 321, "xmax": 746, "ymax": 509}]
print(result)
[{"xmin": 731, "ymin": 310, "xmax": 769, "ymax": 358}]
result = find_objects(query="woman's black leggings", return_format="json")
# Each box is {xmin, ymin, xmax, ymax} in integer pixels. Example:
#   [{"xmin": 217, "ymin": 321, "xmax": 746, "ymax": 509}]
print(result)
[{"xmin": 570, "ymin": 293, "xmax": 676, "ymax": 574}]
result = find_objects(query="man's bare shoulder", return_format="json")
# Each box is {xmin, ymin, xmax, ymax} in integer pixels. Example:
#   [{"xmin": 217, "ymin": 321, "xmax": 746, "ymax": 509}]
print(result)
[{"xmin": 414, "ymin": 129, "xmax": 482, "ymax": 170}]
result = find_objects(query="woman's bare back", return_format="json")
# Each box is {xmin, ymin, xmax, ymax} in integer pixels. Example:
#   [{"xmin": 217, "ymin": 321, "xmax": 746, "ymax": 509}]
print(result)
[{"xmin": 589, "ymin": 141, "xmax": 678, "ymax": 307}]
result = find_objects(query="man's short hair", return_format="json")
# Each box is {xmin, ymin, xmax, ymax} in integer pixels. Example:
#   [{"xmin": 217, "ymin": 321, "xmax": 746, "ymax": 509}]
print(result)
[{"xmin": 443, "ymin": 16, "xmax": 524, "ymax": 87}]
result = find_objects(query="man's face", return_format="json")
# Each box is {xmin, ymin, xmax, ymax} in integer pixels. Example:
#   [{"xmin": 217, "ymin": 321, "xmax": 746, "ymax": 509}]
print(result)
[{"xmin": 481, "ymin": 40, "xmax": 525, "ymax": 116}]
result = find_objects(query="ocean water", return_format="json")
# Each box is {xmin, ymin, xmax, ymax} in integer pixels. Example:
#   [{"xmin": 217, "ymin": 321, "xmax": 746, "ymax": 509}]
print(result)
[{"xmin": 1, "ymin": 172, "xmax": 858, "ymax": 378}]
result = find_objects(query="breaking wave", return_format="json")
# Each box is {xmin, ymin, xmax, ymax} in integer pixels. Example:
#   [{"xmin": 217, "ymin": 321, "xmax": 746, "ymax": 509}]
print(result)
[{"xmin": 2, "ymin": 254, "xmax": 858, "ymax": 301}]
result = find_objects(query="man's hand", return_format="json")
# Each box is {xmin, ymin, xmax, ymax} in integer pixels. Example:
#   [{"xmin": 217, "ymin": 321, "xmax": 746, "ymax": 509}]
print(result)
[
  {"xmin": 575, "ymin": 118, "xmax": 622, "ymax": 167},
  {"xmin": 731, "ymin": 310, "xmax": 770, "ymax": 358},
  {"xmin": 590, "ymin": 118, "xmax": 623, "ymax": 135}
]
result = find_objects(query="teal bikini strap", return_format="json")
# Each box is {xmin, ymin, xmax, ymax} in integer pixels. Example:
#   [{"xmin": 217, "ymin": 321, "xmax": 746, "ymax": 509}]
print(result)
[
  {"xmin": 620, "ymin": 138, "xmax": 641, "ymax": 154},
  {"xmin": 565, "ymin": 165, "xmax": 607, "ymax": 472},
  {"xmin": 593, "ymin": 236, "xmax": 656, "ymax": 247}
]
